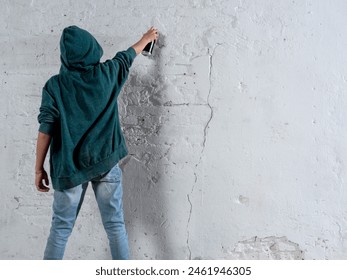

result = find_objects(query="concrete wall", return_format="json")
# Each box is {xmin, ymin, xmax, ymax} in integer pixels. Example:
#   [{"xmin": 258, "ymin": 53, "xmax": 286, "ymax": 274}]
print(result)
[{"xmin": 1, "ymin": 0, "xmax": 347, "ymax": 259}]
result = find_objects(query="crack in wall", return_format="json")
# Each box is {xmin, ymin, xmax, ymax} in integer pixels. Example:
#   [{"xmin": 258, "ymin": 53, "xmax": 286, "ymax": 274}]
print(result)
[
  {"xmin": 128, "ymin": 154, "xmax": 143, "ymax": 164},
  {"xmin": 186, "ymin": 193, "xmax": 193, "ymax": 259},
  {"xmin": 163, "ymin": 101, "xmax": 209, "ymax": 107},
  {"xmin": 186, "ymin": 43, "xmax": 223, "ymax": 259}
]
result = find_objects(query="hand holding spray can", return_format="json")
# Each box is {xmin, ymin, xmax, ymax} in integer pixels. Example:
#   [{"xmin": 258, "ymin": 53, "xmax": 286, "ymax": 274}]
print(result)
[{"xmin": 142, "ymin": 26, "xmax": 158, "ymax": 56}]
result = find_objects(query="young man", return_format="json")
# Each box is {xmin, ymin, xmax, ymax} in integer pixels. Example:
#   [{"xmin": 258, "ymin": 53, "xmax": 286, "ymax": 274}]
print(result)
[{"xmin": 35, "ymin": 25, "xmax": 158, "ymax": 260}]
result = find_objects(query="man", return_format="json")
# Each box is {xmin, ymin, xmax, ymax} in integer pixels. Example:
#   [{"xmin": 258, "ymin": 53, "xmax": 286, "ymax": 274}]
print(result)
[{"xmin": 35, "ymin": 25, "xmax": 158, "ymax": 259}]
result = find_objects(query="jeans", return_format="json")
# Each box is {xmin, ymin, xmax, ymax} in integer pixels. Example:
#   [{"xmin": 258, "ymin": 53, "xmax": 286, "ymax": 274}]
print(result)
[{"xmin": 43, "ymin": 163, "xmax": 129, "ymax": 260}]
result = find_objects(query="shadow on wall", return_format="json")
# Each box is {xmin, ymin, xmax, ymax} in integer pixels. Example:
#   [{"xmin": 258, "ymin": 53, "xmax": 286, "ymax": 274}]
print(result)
[{"xmin": 120, "ymin": 35, "xmax": 174, "ymax": 259}]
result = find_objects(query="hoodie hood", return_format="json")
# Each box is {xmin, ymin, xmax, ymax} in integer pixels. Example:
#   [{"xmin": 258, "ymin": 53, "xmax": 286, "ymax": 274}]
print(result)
[{"xmin": 60, "ymin": 25, "xmax": 103, "ymax": 72}]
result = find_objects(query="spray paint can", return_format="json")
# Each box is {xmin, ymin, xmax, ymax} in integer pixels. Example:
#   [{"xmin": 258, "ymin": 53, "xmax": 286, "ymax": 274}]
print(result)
[{"xmin": 142, "ymin": 40, "xmax": 156, "ymax": 56}]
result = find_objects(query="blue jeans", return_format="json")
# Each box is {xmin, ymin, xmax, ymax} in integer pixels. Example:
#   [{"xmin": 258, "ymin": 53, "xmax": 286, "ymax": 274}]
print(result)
[{"xmin": 43, "ymin": 163, "xmax": 129, "ymax": 260}]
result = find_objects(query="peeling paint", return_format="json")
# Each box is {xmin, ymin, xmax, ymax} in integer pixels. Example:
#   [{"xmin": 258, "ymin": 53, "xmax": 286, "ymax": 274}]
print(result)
[{"xmin": 227, "ymin": 236, "xmax": 305, "ymax": 260}]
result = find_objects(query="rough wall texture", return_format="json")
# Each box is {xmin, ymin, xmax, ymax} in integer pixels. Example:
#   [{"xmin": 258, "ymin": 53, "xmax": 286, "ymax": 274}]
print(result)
[{"xmin": 1, "ymin": 0, "xmax": 347, "ymax": 260}]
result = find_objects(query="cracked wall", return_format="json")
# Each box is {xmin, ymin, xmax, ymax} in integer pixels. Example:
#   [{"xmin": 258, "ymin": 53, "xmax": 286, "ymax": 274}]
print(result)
[{"xmin": 1, "ymin": 0, "xmax": 347, "ymax": 259}]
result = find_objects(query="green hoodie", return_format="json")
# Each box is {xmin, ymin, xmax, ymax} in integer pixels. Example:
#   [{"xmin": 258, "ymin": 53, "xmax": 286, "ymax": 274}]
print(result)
[{"xmin": 38, "ymin": 25, "xmax": 137, "ymax": 190}]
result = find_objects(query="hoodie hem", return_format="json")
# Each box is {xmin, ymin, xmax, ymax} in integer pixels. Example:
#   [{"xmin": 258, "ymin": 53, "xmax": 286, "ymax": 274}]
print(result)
[{"xmin": 51, "ymin": 144, "xmax": 128, "ymax": 191}]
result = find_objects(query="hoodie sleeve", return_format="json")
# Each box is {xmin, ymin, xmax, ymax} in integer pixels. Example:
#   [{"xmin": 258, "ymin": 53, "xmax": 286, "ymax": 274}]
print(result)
[
  {"xmin": 37, "ymin": 85, "xmax": 60, "ymax": 136},
  {"xmin": 110, "ymin": 47, "xmax": 136, "ymax": 82}
]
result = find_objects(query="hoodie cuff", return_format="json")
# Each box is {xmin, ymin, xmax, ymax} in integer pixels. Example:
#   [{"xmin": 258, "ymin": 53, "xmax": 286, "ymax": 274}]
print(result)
[
  {"xmin": 127, "ymin": 47, "xmax": 137, "ymax": 60},
  {"xmin": 38, "ymin": 123, "xmax": 54, "ymax": 136}
]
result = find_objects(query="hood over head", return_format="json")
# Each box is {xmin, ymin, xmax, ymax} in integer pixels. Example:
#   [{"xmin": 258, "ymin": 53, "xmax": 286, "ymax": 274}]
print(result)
[{"xmin": 60, "ymin": 25, "xmax": 103, "ymax": 72}]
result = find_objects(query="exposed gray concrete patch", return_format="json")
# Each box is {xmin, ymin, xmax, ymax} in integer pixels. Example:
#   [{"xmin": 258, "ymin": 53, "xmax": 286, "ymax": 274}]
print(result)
[{"xmin": 227, "ymin": 236, "xmax": 304, "ymax": 260}]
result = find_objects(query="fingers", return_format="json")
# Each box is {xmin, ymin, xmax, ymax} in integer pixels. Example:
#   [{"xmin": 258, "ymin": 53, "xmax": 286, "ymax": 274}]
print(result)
[
  {"xmin": 36, "ymin": 182, "xmax": 50, "ymax": 192},
  {"xmin": 151, "ymin": 28, "xmax": 159, "ymax": 40},
  {"xmin": 35, "ymin": 172, "xmax": 50, "ymax": 192},
  {"xmin": 148, "ymin": 26, "xmax": 159, "ymax": 35},
  {"xmin": 36, "ymin": 184, "xmax": 49, "ymax": 192},
  {"xmin": 44, "ymin": 176, "xmax": 49, "ymax": 186}
]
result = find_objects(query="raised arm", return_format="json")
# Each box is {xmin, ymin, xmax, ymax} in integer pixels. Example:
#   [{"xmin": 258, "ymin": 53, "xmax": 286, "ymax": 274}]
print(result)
[{"xmin": 108, "ymin": 27, "xmax": 159, "ymax": 98}]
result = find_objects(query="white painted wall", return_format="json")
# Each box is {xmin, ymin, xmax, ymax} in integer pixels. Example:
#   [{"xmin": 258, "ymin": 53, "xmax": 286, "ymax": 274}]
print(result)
[{"xmin": 1, "ymin": 0, "xmax": 347, "ymax": 259}]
